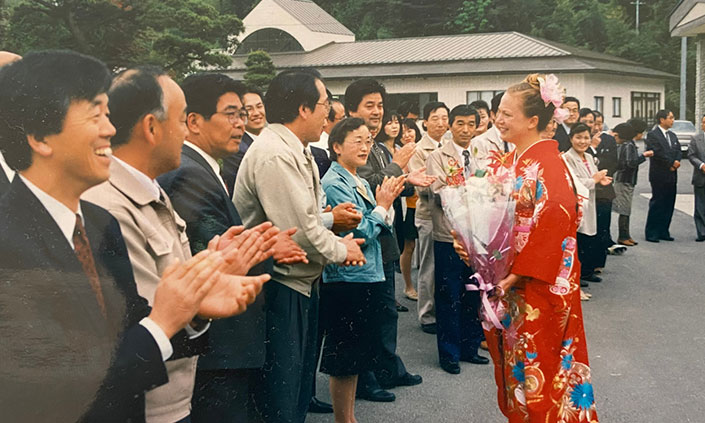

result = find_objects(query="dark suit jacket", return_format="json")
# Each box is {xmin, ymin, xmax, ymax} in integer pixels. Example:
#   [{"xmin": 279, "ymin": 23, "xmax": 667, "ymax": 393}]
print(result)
[
  {"xmin": 0, "ymin": 178, "xmax": 197, "ymax": 422},
  {"xmin": 358, "ymin": 142, "xmax": 413, "ymax": 263},
  {"xmin": 310, "ymin": 145, "xmax": 331, "ymax": 177},
  {"xmin": 221, "ymin": 132, "xmax": 254, "ymax": 198},
  {"xmin": 687, "ymin": 133, "xmax": 705, "ymax": 187},
  {"xmin": 158, "ymin": 144, "xmax": 267, "ymax": 370},
  {"xmin": 593, "ymin": 133, "xmax": 618, "ymax": 201},
  {"xmin": 0, "ymin": 166, "xmax": 11, "ymax": 196},
  {"xmin": 554, "ymin": 124, "xmax": 572, "ymax": 152},
  {"xmin": 645, "ymin": 127, "xmax": 682, "ymax": 184}
]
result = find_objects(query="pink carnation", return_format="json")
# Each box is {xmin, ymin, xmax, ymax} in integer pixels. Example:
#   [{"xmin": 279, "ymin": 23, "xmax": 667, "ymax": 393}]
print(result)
[{"xmin": 539, "ymin": 74, "xmax": 564, "ymax": 108}]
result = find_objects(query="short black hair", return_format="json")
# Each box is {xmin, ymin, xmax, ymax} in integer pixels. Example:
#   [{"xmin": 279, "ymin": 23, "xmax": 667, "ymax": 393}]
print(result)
[
  {"xmin": 593, "ymin": 110, "xmax": 603, "ymax": 120},
  {"xmin": 0, "ymin": 50, "xmax": 112, "ymax": 171},
  {"xmin": 655, "ymin": 109, "xmax": 672, "ymax": 125},
  {"xmin": 401, "ymin": 118, "xmax": 422, "ymax": 143},
  {"xmin": 564, "ymin": 96, "xmax": 581, "ymax": 109},
  {"xmin": 328, "ymin": 117, "xmax": 366, "ymax": 162},
  {"xmin": 579, "ymin": 108, "xmax": 595, "ymax": 120},
  {"xmin": 328, "ymin": 99, "xmax": 343, "ymax": 122},
  {"xmin": 109, "ymin": 66, "xmax": 168, "ymax": 147},
  {"xmin": 569, "ymin": 123, "xmax": 591, "ymax": 138},
  {"xmin": 181, "ymin": 73, "xmax": 246, "ymax": 119},
  {"xmin": 398, "ymin": 101, "xmax": 419, "ymax": 118},
  {"xmin": 423, "ymin": 101, "xmax": 449, "ymax": 120},
  {"xmin": 344, "ymin": 78, "xmax": 386, "ymax": 115},
  {"xmin": 449, "ymin": 105, "xmax": 480, "ymax": 126},
  {"xmin": 468, "ymin": 100, "xmax": 489, "ymax": 116},
  {"xmin": 612, "ymin": 123, "xmax": 636, "ymax": 140},
  {"xmin": 627, "ymin": 118, "xmax": 647, "ymax": 133},
  {"xmin": 265, "ymin": 69, "xmax": 322, "ymax": 124},
  {"xmin": 490, "ymin": 92, "xmax": 504, "ymax": 115}
]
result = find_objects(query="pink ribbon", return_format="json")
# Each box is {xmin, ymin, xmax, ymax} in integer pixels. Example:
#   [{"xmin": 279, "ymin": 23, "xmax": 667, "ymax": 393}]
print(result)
[{"xmin": 465, "ymin": 272, "xmax": 503, "ymax": 330}]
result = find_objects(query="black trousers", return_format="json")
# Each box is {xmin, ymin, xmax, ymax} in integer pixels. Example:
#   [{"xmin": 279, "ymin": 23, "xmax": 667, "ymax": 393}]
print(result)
[
  {"xmin": 645, "ymin": 175, "xmax": 677, "ymax": 239},
  {"xmin": 694, "ymin": 185, "xmax": 705, "ymax": 238},
  {"xmin": 595, "ymin": 199, "xmax": 614, "ymax": 267},
  {"xmin": 357, "ymin": 260, "xmax": 407, "ymax": 392},
  {"xmin": 255, "ymin": 281, "xmax": 318, "ymax": 423},
  {"xmin": 433, "ymin": 241, "xmax": 482, "ymax": 365},
  {"xmin": 577, "ymin": 232, "xmax": 602, "ymax": 277},
  {"xmin": 191, "ymin": 369, "xmax": 260, "ymax": 423}
]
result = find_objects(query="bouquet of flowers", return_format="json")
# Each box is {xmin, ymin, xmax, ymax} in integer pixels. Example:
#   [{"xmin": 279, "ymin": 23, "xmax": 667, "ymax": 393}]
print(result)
[{"xmin": 440, "ymin": 151, "xmax": 516, "ymax": 330}]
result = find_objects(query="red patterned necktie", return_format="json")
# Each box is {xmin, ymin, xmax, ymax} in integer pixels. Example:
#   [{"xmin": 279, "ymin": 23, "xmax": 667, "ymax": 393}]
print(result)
[{"xmin": 73, "ymin": 214, "xmax": 107, "ymax": 317}]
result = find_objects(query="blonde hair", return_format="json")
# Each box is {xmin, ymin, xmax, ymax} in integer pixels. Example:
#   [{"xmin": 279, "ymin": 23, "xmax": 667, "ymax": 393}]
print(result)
[{"xmin": 507, "ymin": 73, "xmax": 557, "ymax": 131}]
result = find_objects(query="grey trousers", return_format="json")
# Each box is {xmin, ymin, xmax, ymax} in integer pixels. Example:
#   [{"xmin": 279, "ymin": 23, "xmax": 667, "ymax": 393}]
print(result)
[
  {"xmin": 695, "ymin": 185, "xmax": 705, "ymax": 238},
  {"xmin": 414, "ymin": 216, "xmax": 435, "ymax": 325}
]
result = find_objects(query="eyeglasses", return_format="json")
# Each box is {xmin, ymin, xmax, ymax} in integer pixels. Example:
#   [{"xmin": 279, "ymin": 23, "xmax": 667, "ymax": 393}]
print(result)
[
  {"xmin": 215, "ymin": 109, "xmax": 248, "ymax": 124},
  {"xmin": 316, "ymin": 100, "xmax": 331, "ymax": 113}
]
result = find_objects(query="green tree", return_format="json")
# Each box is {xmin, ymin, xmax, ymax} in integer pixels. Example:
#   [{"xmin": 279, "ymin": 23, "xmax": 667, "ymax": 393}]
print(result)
[
  {"xmin": 243, "ymin": 50, "xmax": 276, "ymax": 93},
  {"xmin": 1, "ymin": 0, "xmax": 243, "ymax": 78}
]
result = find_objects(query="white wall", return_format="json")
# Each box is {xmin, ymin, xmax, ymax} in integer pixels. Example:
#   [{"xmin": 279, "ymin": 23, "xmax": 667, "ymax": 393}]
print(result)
[
  {"xmin": 239, "ymin": 0, "xmax": 354, "ymax": 51},
  {"xmin": 581, "ymin": 73, "xmax": 665, "ymax": 127},
  {"xmin": 326, "ymin": 72, "xmax": 665, "ymax": 128}
]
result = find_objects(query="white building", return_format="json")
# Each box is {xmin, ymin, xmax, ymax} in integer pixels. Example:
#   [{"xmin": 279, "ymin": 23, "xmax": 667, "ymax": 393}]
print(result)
[{"xmin": 229, "ymin": 0, "xmax": 674, "ymax": 128}]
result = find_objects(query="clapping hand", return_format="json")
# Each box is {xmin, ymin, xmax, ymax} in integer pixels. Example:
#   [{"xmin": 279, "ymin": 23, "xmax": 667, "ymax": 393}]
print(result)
[
  {"xmin": 197, "ymin": 272, "xmax": 270, "ymax": 319},
  {"xmin": 592, "ymin": 169, "xmax": 612, "ymax": 186},
  {"xmin": 327, "ymin": 202, "xmax": 362, "ymax": 232},
  {"xmin": 341, "ymin": 233, "xmax": 366, "ymax": 266},
  {"xmin": 375, "ymin": 175, "xmax": 406, "ymax": 210},
  {"xmin": 392, "ymin": 142, "xmax": 416, "ymax": 168},
  {"xmin": 406, "ymin": 166, "xmax": 436, "ymax": 187},
  {"xmin": 208, "ymin": 223, "xmax": 276, "ymax": 276},
  {"xmin": 270, "ymin": 227, "xmax": 309, "ymax": 264}
]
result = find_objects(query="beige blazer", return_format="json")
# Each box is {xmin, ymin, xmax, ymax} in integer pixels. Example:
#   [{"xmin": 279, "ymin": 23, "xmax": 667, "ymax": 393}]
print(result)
[
  {"xmin": 470, "ymin": 126, "xmax": 514, "ymax": 170},
  {"xmin": 83, "ymin": 158, "xmax": 197, "ymax": 423},
  {"xmin": 426, "ymin": 140, "xmax": 470, "ymax": 243},
  {"xmin": 234, "ymin": 124, "xmax": 346, "ymax": 296},
  {"xmin": 409, "ymin": 133, "xmax": 440, "ymax": 221},
  {"xmin": 562, "ymin": 148, "xmax": 598, "ymax": 236}
]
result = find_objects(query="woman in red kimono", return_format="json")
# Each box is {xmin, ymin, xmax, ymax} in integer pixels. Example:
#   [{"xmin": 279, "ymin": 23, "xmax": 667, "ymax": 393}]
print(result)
[{"xmin": 487, "ymin": 74, "xmax": 598, "ymax": 422}]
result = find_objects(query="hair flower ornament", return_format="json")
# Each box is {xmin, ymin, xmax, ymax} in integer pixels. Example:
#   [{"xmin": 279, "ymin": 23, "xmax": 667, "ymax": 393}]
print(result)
[{"xmin": 538, "ymin": 74, "xmax": 568, "ymax": 124}]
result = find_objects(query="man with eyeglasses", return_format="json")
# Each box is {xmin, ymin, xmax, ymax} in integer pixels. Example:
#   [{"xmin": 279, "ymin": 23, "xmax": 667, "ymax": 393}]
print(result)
[
  {"xmin": 158, "ymin": 73, "xmax": 308, "ymax": 422},
  {"xmin": 222, "ymin": 87, "xmax": 266, "ymax": 197}
]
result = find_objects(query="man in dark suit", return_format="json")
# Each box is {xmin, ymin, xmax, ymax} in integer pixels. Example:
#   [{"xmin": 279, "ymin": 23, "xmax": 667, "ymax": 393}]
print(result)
[
  {"xmin": 158, "ymin": 73, "xmax": 307, "ymax": 422},
  {"xmin": 346, "ymin": 78, "xmax": 434, "ymax": 401},
  {"xmin": 222, "ymin": 87, "xmax": 265, "ymax": 197},
  {"xmin": 554, "ymin": 96, "xmax": 580, "ymax": 152},
  {"xmin": 645, "ymin": 109, "xmax": 682, "ymax": 242},
  {"xmin": 0, "ymin": 50, "xmax": 21, "ymax": 196},
  {"xmin": 687, "ymin": 114, "xmax": 705, "ymax": 241},
  {"xmin": 0, "ymin": 50, "xmax": 256, "ymax": 423}
]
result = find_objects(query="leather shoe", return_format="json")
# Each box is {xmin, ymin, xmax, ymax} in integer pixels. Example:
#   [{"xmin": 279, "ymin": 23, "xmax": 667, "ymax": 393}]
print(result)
[
  {"xmin": 660, "ymin": 236, "xmax": 675, "ymax": 241},
  {"xmin": 380, "ymin": 372, "xmax": 422, "ymax": 389},
  {"xmin": 581, "ymin": 274, "xmax": 602, "ymax": 283},
  {"xmin": 308, "ymin": 397, "xmax": 333, "ymax": 414},
  {"xmin": 697, "ymin": 237, "xmax": 705, "ymax": 242},
  {"xmin": 396, "ymin": 302, "xmax": 409, "ymax": 312},
  {"xmin": 421, "ymin": 323, "xmax": 437, "ymax": 334},
  {"xmin": 580, "ymin": 279, "xmax": 589, "ymax": 287},
  {"xmin": 462, "ymin": 354, "xmax": 490, "ymax": 365},
  {"xmin": 440, "ymin": 361, "xmax": 461, "ymax": 374},
  {"xmin": 646, "ymin": 237, "xmax": 660, "ymax": 243},
  {"xmin": 356, "ymin": 388, "xmax": 396, "ymax": 402}
]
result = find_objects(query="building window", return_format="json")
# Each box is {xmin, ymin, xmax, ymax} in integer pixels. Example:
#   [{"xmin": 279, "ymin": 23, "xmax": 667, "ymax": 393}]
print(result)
[
  {"xmin": 631, "ymin": 92, "xmax": 661, "ymax": 121},
  {"xmin": 612, "ymin": 97, "xmax": 622, "ymax": 117},
  {"xmin": 594, "ymin": 96, "xmax": 604, "ymax": 114},
  {"xmin": 467, "ymin": 90, "xmax": 503, "ymax": 104}
]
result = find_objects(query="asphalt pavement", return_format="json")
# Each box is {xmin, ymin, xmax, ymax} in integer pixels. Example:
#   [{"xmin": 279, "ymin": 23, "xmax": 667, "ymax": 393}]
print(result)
[{"xmin": 308, "ymin": 147, "xmax": 705, "ymax": 422}]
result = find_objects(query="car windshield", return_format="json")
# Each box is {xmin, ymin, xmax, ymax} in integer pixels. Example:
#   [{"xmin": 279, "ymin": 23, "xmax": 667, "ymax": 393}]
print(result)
[{"xmin": 672, "ymin": 121, "xmax": 696, "ymax": 132}]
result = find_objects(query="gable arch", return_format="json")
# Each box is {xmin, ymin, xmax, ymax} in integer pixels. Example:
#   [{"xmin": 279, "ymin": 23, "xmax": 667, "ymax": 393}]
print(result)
[{"xmin": 235, "ymin": 28, "xmax": 304, "ymax": 54}]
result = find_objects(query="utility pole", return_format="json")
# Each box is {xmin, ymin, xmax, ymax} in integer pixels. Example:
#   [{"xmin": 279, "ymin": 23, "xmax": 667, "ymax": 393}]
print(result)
[
  {"xmin": 680, "ymin": 37, "xmax": 687, "ymax": 120},
  {"xmin": 631, "ymin": 0, "xmax": 644, "ymax": 35}
]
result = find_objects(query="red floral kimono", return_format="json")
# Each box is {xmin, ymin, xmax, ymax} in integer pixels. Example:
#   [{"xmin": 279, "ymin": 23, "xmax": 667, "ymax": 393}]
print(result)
[{"xmin": 485, "ymin": 140, "xmax": 598, "ymax": 423}]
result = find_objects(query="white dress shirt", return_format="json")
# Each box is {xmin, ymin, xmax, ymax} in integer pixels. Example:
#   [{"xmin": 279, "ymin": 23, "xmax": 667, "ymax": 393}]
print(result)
[
  {"xmin": 0, "ymin": 151, "xmax": 15, "ymax": 183},
  {"xmin": 19, "ymin": 174, "xmax": 173, "ymax": 361}
]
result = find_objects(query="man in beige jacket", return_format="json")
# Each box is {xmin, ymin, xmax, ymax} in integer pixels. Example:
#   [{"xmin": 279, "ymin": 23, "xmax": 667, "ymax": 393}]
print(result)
[
  {"xmin": 408, "ymin": 101, "xmax": 449, "ymax": 334},
  {"xmin": 83, "ymin": 67, "xmax": 271, "ymax": 423}
]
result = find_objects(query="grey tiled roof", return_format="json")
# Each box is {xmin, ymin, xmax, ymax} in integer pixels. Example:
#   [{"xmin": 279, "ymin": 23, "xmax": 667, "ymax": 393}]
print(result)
[
  {"xmin": 272, "ymin": 0, "xmax": 354, "ymax": 36},
  {"xmin": 228, "ymin": 31, "xmax": 674, "ymax": 79}
]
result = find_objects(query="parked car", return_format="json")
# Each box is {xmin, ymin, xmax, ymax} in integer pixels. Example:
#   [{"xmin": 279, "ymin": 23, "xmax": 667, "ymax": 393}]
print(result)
[{"xmin": 672, "ymin": 120, "xmax": 697, "ymax": 153}]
